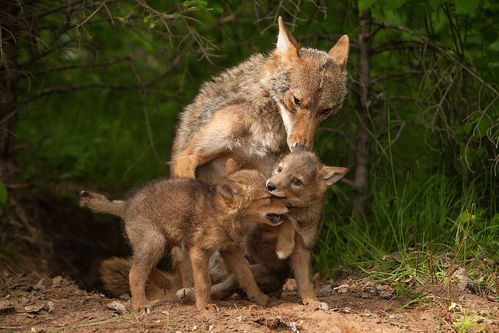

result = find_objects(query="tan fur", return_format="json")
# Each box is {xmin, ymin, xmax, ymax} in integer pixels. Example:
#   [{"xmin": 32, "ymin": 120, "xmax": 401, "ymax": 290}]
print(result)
[
  {"xmin": 170, "ymin": 17, "xmax": 349, "ymax": 290},
  {"xmin": 100, "ymin": 257, "xmax": 176, "ymax": 299},
  {"xmin": 80, "ymin": 160, "xmax": 288, "ymax": 310}
]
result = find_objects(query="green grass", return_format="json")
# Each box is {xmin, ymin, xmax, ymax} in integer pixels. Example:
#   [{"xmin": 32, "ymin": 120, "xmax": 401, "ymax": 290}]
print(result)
[{"xmin": 313, "ymin": 168, "xmax": 497, "ymax": 299}]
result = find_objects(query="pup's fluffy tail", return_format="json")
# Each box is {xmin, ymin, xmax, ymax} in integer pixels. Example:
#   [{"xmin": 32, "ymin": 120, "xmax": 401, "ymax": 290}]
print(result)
[
  {"xmin": 100, "ymin": 257, "xmax": 132, "ymax": 297},
  {"xmin": 100, "ymin": 257, "xmax": 176, "ymax": 298},
  {"xmin": 79, "ymin": 191, "xmax": 125, "ymax": 217}
]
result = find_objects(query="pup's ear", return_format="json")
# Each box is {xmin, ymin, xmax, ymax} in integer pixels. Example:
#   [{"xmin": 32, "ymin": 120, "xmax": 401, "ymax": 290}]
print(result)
[
  {"xmin": 328, "ymin": 35, "xmax": 349, "ymax": 68},
  {"xmin": 225, "ymin": 158, "xmax": 239, "ymax": 176},
  {"xmin": 217, "ymin": 180, "xmax": 239, "ymax": 200},
  {"xmin": 320, "ymin": 166, "xmax": 349, "ymax": 187},
  {"xmin": 276, "ymin": 16, "xmax": 300, "ymax": 61}
]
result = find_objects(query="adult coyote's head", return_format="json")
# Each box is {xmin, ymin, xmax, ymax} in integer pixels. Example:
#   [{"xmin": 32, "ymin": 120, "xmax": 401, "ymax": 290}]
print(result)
[{"xmin": 262, "ymin": 17, "xmax": 349, "ymax": 151}]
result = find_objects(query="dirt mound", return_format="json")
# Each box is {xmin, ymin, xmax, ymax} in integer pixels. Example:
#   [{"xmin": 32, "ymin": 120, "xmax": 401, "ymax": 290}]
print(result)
[{"xmin": 1, "ymin": 273, "xmax": 496, "ymax": 332}]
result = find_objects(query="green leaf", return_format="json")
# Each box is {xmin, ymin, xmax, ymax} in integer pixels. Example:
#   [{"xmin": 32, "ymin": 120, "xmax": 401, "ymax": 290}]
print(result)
[
  {"xmin": 385, "ymin": 0, "xmax": 407, "ymax": 10},
  {"xmin": 213, "ymin": 7, "xmax": 224, "ymax": 14},
  {"xmin": 0, "ymin": 182, "xmax": 7, "ymax": 205},
  {"xmin": 454, "ymin": 0, "xmax": 479, "ymax": 14},
  {"xmin": 359, "ymin": 0, "xmax": 377, "ymax": 11}
]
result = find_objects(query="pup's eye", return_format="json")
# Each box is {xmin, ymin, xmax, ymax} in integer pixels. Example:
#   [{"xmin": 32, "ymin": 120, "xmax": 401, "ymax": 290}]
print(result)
[
  {"xmin": 291, "ymin": 178, "xmax": 302, "ymax": 185},
  {"xmin": 277, "ymin": 166, "xmax": 282, "ymax": 173},
  {"xmin": 321, "ymin": 108, "xmax": 333, "ymax": 116},
  {"xmin": 293, "ymin": 96, "xmax": 301, "ymax": 105}
]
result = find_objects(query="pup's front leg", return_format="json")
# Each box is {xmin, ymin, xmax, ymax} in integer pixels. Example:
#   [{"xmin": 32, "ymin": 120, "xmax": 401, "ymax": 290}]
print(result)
[
  {"xmin": 220, "ymin": 247, "xmax": 269, "ymax": 306},
  {"xmin": 291, "ymin": 239, "xmax": 328, "ymax": 310},
  {"xmin": 189, "ymin": 246, "xmax": 212, "ymax": 309}
]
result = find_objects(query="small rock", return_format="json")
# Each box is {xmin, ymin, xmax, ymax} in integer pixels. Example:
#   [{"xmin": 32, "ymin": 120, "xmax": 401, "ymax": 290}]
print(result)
[
  {"xmin": 448, "ymin": 302, "xmax": 462, "ymax": 312},
  {"xmin": 19, "ymin": 297, "xmax": 31, "ymax": 305},
  {"xmin": 0, "ymin": 300, "xmax": 15, "ymax": 314},
  {"xmin": 44, "ymin": 301, "xmax": 54, "ymax": 313},
  {"xmin": 33, "ymin": 279, "xmax": 46, "ymax": 291},
  {"xmin": 389, "ymin": 314, "xmax": 400, "ymax": 319},
  {"xmin": 342, "ymin": 307, "xmax": 351, "ymax": 313},
  {"xmin": 333, "ymin": 284, "xmax": 349, "ymax": 293},
  {"xmin": 453, "ymin": 267, "xmax": 471, "ymax": 291},
  {"xmin": 376, "ymin": 285, "xmax": 395, "ymax": 299},
  {"xmin": 320, "ymin": 284, "xmax": 333, "ymax": 294},
  {"xmin": 51, "ymin": 276, "xmax": 63, "ymax": 288},
  {"xmin": 25, "ymin": 304, "xmax": 44, "ymax": 314},
  {"xmin": 107, "ymin": 301, "xmax": 126, "ymax": 314}
]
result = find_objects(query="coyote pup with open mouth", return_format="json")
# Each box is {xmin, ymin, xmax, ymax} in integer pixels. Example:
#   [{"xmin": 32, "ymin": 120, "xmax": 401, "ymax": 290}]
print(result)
[{"xmin": 80, "ymin": 159, "xmax": 288, "ymax": 310}]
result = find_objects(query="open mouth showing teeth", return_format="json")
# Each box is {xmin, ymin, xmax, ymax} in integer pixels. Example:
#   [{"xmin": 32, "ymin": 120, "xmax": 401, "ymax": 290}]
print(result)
[{"xmin": 266, "ymin": 213, "xmax": 284, "ymax": 225}]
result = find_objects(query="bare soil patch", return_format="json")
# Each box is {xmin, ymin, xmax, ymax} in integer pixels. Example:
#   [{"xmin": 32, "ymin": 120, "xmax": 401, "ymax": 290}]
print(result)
[{"xmin": 1, "ymin": 273, "xmax": 496, "ymax": 332}]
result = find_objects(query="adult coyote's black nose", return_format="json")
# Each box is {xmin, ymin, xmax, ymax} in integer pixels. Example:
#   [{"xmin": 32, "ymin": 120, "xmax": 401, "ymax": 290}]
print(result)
[{"xmin": 266, "ymin": 182, "xmax": 276, "ymax": 191}]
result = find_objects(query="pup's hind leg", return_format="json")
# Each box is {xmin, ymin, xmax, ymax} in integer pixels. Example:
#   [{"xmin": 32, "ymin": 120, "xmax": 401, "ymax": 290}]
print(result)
[
  {"xmin": 128, "ymin": 224, "xmax": 167, "ymax": 310},
  {"xmin": 172, "ymin": 246, "xmax": 194, "ymax": 288},
  {"xmin": 220, "ymin": 247, "xmax": 268, "ymax": 306}
]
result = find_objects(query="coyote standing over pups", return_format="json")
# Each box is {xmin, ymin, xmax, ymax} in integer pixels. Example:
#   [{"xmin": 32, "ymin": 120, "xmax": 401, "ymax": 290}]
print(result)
[
  {"xmin": 170, "ymin": 17, "xmax": 350, "ymax": 289},
  {"xmin": 80, "ymin": 159, "xmax": 288, "ymax": 310}
]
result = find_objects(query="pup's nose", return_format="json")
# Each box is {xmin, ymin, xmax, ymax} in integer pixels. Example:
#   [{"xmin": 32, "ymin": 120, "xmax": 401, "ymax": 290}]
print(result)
[
  {"xmin": 266, "ymin": 182, "xmax": 276, "ymax": 191},
  {"xmin": 292, "ymin": 143, "xmax": 311, "ymax": 152}
]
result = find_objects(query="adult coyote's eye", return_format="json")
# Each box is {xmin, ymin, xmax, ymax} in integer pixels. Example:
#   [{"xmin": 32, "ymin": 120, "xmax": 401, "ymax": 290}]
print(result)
[
  {"xmin": 277, "ymin": 166, "xmax": 282, "ymax": 173},
  {"xmin": 293, "ymin": 96, "xmax": 301, "ymax": 105},
  {"xmin": 291, "ymin": 178, "xmax": 302, "ymax": 185},
  {"xmin": 321, "ymin": 108, "xmax": 333, "ymax": 116}
]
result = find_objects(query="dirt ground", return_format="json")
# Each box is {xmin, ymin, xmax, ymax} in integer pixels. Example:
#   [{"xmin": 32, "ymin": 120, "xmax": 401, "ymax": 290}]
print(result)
[{"xmin": 0, "ymin": 273, "xmax": 497, "ymax": 332}]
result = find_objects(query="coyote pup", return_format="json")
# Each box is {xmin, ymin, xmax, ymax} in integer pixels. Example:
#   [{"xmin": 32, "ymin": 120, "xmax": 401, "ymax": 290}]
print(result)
[{"xmin": 80, "ymin": 160, "xmax": 288, "ymax": 310}]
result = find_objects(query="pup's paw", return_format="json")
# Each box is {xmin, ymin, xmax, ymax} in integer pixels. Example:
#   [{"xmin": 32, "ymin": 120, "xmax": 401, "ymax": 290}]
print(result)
[
  {"xmin": 282, "ymin": 278, "xmax": 298, "ymax": 291},
  {"xmin": 253, "ymin": 293, "xmax": 269, "ymax": 306},
  {"xmin": 176, "ymin": 287, "xmax": 193, "ymax": 300}
]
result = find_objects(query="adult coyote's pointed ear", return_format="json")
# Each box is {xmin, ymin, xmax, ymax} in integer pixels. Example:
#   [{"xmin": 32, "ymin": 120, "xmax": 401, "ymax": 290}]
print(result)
[
  {"xmin": 328, "ymin": 35, "xmax": 349, "ymax": 68},
  {"xmin": 276, "ymin": 16, "xmax": 300, "ymax": 61}
]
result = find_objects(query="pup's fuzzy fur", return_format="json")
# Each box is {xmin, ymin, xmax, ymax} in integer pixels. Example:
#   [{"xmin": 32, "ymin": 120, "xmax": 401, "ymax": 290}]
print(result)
[{"xmin": 80, "ymin": 160, "xmax": 288, "ymax": 310}]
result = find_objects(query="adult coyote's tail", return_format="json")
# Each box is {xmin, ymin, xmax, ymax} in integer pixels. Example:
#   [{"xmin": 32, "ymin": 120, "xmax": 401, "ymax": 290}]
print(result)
[{"xmin": 79, "ymin": 191, "xmax": 125, "ymax": 217}]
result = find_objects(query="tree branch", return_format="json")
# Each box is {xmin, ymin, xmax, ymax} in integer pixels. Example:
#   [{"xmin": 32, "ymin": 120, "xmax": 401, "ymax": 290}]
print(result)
[
  {"xmin": 375, "ymin": 23, "xmax": 498, "ymax": 96},
  {"xmin": 31, "ymin": 56, "xmax": 130, "ymax": 74}
]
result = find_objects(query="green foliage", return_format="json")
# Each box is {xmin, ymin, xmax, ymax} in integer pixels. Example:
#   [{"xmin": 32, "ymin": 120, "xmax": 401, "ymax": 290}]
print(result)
[{"xmin": 0, "ymin": 182, "xmax": 7, "ymax": 216}]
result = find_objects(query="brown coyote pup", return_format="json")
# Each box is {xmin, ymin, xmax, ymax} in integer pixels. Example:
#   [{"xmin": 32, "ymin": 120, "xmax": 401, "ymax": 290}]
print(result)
[{"xmin": 80, "ymin": 159, "xmax": 288, "ymax": 310}]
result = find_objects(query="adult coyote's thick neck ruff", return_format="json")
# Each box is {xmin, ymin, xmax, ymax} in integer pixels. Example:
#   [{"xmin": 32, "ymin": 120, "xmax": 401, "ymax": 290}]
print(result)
[{"xmin": 171, "ymin": 17, "xmax": 349, "ymax": 180}]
